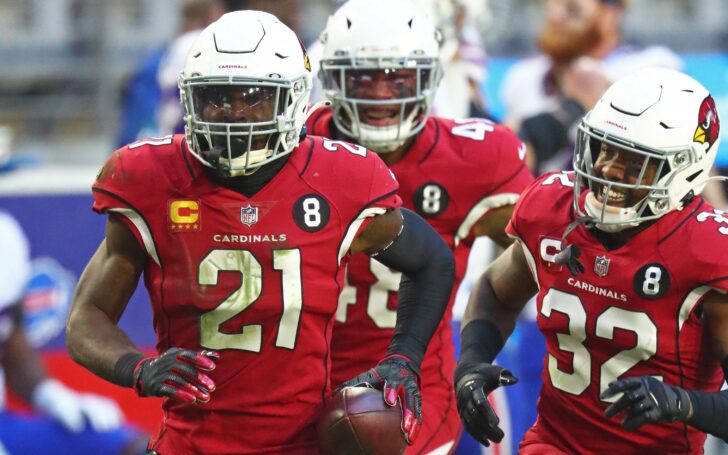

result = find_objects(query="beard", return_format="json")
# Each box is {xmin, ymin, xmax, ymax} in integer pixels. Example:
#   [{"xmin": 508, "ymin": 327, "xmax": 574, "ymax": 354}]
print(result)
[{"xmin": 538, "ymin": 22, "xmax": 602, "ymax": 64}]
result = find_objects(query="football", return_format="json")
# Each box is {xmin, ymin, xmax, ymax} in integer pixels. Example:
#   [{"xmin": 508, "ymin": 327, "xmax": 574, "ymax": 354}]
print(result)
[{"xmin": 317, "ymin": 386, "xmax": 407, "ymax": 455}]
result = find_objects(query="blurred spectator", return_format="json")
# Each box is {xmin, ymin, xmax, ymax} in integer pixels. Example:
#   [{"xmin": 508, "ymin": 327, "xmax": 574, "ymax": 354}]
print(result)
[
  {"xmin": 427, "ymin": 0, "xmax": 493, "ymax": 120},
  {"xmin": 0, "ymin": 210, "xmax": 147, "ymax": 455},
  {"xmin": 118, "ymin": 0, "xmax": 225, "ymax": 145},
  {"xmin": 501, "ymin": 0, "xmax": 682, "ymax": 173}
]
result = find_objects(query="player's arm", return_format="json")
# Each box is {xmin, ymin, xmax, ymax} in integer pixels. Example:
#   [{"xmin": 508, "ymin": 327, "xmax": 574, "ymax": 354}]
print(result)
[
  {"xmin": 4, "ymin": 301, "xmax": 124, "ymax": 432},
  {"xmin": 348, "ymin": 207, "xmax": 456, "ymax": 444},
  {"xmin": 3, "ymin": 302, "xmax": 46, "ymax": 402},
  {"xmin": 67, "ymin": 214, "xmax": 217, "ymax": 404},
  {"xmin": 472, "ymin": 204, "xmax": 517, "ymax": 248},
  {"xmin": 454, "ymin": 240, "xmax": 538, "ymax": 447},
  {"xmin": 602, "ymin": 290, "xmax": 728, "ymax": 441}
]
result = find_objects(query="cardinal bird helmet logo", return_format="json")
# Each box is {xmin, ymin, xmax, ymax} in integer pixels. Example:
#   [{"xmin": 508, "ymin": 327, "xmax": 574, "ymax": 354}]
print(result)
[{"xmin": 694, "ymin": 95, "xmax": 720, "ymax": 152}]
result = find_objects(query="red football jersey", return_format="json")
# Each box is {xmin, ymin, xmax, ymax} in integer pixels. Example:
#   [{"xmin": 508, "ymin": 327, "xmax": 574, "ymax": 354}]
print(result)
[
  {"xmin": 92, "ymin": 134, "xmax": 401, "ymax": 454},
  {"xmin": 508, "ymin": 171, "xmax": 728, "ymax": 454},
  {"xmin": 306, "ymin": 108, "xmax": 533, "ymax": 449}
]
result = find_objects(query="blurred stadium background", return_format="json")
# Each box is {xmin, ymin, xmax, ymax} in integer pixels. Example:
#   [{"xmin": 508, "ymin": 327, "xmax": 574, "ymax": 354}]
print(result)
[
  {"xmin": 0, "ymin": 0, "xmax": 727, "ymax": 453},
  {"xmin": 0, "ymin": 0, "xmax": 725, "ymax": 167}
]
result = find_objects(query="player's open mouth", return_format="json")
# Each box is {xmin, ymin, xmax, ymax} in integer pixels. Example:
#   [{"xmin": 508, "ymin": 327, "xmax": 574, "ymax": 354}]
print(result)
[
  {"xmin": 361, "ymin": 108, "xmax": 399, "ymax": 126},
  {"xmin": 597, "ymin": 185, "xmax": 627, "ymax": 206}
]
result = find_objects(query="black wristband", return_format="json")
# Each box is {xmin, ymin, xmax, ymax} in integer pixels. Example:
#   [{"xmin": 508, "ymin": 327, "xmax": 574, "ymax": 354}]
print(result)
[
  {"xmin": 113, "ymin": 352, "xmax": 145, "ymax": 388},
  {"xmin": 458, "ymin": 319, "xmax": 504, "ymax": 366}
]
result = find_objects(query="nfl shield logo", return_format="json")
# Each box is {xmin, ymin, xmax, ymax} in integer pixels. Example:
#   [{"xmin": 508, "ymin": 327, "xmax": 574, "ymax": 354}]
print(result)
[
  {"xmin": 594, "ymin": 256, "xmax": 610, "ymax": 277},
  {"xmin": 240, "ymin": 205, "xmax": 258, "ymax": 226}
]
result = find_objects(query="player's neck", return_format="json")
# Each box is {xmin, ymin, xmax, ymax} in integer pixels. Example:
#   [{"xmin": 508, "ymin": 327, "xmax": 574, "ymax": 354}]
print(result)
[
  {"xmin": 590, "ymin": 220, "xmax": 654, "ymax": 250},
  {"xmin": 377, "ymin": 139, "xmax": 415, "ymax": 166},
  {"xmin": 209, "ymin": 154, "xmax": 290, "ymax": 197}
]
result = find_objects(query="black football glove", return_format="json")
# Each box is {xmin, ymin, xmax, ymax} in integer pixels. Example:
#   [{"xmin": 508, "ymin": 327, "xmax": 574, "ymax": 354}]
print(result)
[
  {"xmin": 454, "ymin": 362, "xmax": 518, "ymax": 447},
  {"xmin": 338, "ymin": 354, "xmax": 422, "ymax": 444},
  {"xmin": 601, "ymin": 376, "xmax": 692, "ymax": 431},
  {"xmin": 133, "ymin": 348, "xmax": 219, "ymax": 404}
]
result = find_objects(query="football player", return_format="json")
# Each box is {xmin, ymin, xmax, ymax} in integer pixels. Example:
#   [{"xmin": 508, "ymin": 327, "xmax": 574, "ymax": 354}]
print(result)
[
  {"xmin": 455, "ymin": 68, "xmax": 728, "ymax": 454},
  {"xmin": 0, "ymin": 211, "xmax": 146, "ymax": 455},
  {"xmin": 66, "ymin": 11, "xmax": 454, "ymax": 454},
  {"xmin": 307, "ymin": 1, "xmax": 533, "ymax": 453}
]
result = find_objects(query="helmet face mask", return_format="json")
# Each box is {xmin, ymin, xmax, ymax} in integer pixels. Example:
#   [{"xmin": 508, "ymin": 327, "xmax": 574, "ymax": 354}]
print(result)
[
  {"xmin": 572, "ymin": 68, "xmax": 721, "ymax": 232},
  {"xmin": 574, "ymin": 125, "xmax": 674, "ymax": 231},
  {"xmin": 320, "ymin": 60, "xmax": 439, "ymax": 152},
  {"xmin": 179, "ymin": 11, "xmax": 312, "ymax": 177},
  {"xmin": 319, "ymin": 0, "xmax": 443, "ymax": 153}
]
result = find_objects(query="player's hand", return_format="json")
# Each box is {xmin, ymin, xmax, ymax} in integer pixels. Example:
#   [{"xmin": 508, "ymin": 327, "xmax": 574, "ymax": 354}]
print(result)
[
  {"xmin": 33, "ymin": 379, "xmax": 124, "ymax": 433},
  {"xmin": 601, "ymin": 376, "xmax": 692, "ymax": 431},
  {"xmin": 133, "ymin": 347, "xmax": 219, "ymax": 404},
  {"xmin": 454, "ymin": 362, "xmax": 518, "ymax": 447},
  {"xmin": 338, "ymin": 354, "xmax": 422, "ymax": 444}
]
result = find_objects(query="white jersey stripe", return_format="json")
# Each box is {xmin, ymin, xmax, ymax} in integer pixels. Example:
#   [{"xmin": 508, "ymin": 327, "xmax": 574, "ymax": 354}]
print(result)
[
  {"xmin": 109, "ymin": 208, "xmax": 161, "ymax": 266},
  {"xmin": 455, "ymin": 193, "xmax": 520, "ymax": 247},
  {"xmin": 338, "ymin": 207, "xmax": 387, "ymax": 264}
]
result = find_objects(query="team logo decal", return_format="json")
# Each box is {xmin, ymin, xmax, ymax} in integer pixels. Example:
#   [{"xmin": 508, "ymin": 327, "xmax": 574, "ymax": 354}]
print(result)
[
  {"xmin": 169, "ymin": 199, "xmax": 201, "ymax": 232},
  {"xmin": 694, "ymin": 95, "xmax": 720, "ymax": 152},
  {"xmin": 293, "ymin": 194, "xmax": 330, "ymax": 233},
  {"xmin": 633, "ymin": 263, "xmax": 670, "ymax": 300},
  {"xmin": 594, "ymin": 256, "xmax": 610, "ymax": 277},
  {"xmin": 299, "ymin": 39, "xmax": 311, "ymax": 72},
  {"xmin": 413, "ymin": 182, "xmax": 449, "ymax": 218},
  {"xmin": 240, "ymin": 205, "xmax": 259, "ymax": 226}
]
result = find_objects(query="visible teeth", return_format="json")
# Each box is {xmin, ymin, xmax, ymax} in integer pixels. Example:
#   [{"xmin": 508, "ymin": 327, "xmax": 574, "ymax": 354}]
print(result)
[
  {"xmin": 367, "ymin": 111, "xmax": 396, "ymax": 119},
  {"xmin": 601, "ymin": 186, "xmax": 625, "ymax": 202}
]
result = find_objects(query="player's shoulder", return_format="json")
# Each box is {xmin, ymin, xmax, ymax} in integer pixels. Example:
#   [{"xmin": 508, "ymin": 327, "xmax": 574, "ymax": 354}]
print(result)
[
  {"xmin": 95, "ymin": 134, "xmax": 187, "ymax": 189},
  {"xmin": 297, "ymin": 135, "xmax": 394, "ymax": 185},
  {"xmin": 510, "ymin": 171, "xmax": 574, "ymax": 233},
  {"xmin": 293, "ymin": 136, "xmax": 399, "ymax": 215},
  {"xmin": 304, "ymin": 104, "xmax": 334, "ymax": 138},
  {"xmin": 664, "ymin": 199, "xmax": 728, "ymax": 266},
  {"xmin": 433, "ymin": 116, "xmax": 524, "ymax": 161}
]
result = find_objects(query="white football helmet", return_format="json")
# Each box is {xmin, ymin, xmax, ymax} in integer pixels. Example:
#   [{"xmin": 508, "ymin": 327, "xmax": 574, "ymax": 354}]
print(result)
[
  {"xmin": 574, "ymin": 68, "xmax": 721, "ymax": 231},
  {"xmin": 179, "ymin": 11, "xmax": 312, "ymax": 176},
  {"xmin": 319, "ymin": 0, "xmax": 443, "ymax": 153}
]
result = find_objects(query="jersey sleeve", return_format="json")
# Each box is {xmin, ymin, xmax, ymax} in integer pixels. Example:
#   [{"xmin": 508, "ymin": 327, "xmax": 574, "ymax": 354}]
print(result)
[
  {"xmin": 345, "ymin": 151, "xmax": 402, "ymax": 247},
  {"xmin": 505, "ymin": 172, "xmax": 560, "ymax": 242},
  {"xmin": 91, "ymin": 146, "xmax": 160, "ymax": 252},
  {"xmin": 688, "ymin": 206, "xmax": 728, "ymax": 294},
  {"xmin": 489, "ymin": 125, "xmax": 533, "ymax": 197},
  {"xmin": 93, "ymin": 147, "xmax": 143, "ymax": 213},
  {"xmin": 366, "ymin": 155, "xmax": 402, "ymax": 212}
]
